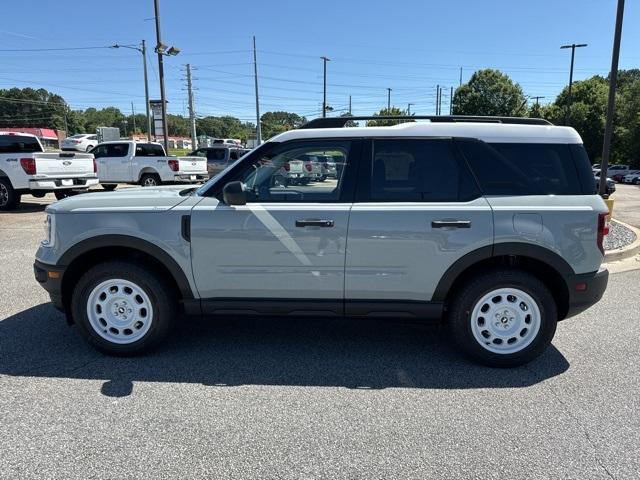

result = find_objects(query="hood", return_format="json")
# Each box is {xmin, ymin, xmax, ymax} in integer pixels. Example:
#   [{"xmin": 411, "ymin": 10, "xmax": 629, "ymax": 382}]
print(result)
[{"xmin": 46, "ymin": 185, "xmax": 198, "ymax": 214}]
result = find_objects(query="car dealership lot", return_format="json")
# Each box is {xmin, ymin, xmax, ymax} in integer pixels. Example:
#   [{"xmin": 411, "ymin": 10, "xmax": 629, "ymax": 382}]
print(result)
[{"xmin": 1, "ymin": 194, "xmax": 639, "ymax": 479}]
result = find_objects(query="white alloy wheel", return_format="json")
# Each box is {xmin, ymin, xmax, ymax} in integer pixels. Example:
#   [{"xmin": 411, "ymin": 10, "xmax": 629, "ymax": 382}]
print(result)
[
  {"xmin": 142, "ymin": 175, "xmax": 158, "ymax": 186},
  {"xmin": 470, "ymin": 288, "xmax": 541, "ymax": 354},
  {"xmin": 86, "ymin": 278, "xmax": 154, "ymax": 344}
]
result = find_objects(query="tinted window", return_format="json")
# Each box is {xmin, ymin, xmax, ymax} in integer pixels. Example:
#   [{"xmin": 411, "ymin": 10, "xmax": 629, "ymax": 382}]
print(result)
[
  {"xmin": 106, "ymin": 143, "xmax": 129, "ymax": 157},
  {"xmin": 458, "ymin": 140, "xmax": 585, "ymax": 195},
  {"xmin": 88, "ymin": 135, "xmax": 98, "ymax": 141},
  {"xmin": 207, "ymin": 149, "xmax": 227, "ymax": 162},
  {"xmin": 135, "ymin": 143, "xmax": 165, "ymax": 156},
  {"xmin": 0, "ymin": 135, "xmax": 42, "ymax": 153},
  {"xmin": 230, "ymin": 149, "xmax": 239, "ymax": 160},
  {"xmin": 371, "ymin": 139, "xmax": 479, "ymax": 202}
]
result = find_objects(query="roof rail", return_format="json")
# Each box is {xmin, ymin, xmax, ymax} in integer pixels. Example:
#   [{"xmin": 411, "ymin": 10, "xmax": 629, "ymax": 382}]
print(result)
[{"xmin": 299, "ymin": 115, "xmax": 553, "ymax": 129}]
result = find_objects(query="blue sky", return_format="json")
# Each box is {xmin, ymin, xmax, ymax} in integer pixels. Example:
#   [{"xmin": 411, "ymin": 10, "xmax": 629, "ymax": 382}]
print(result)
[{"xmin": 1, "ymin": 0, "xmax": 638, "ymax": 123}]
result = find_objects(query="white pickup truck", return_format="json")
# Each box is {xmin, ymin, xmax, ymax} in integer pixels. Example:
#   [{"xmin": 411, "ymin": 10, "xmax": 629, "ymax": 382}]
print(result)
[
  {"xmin": 0, "ymin": 131, "xmax": 98, "ymax": 210},
  {"xmin": 92, "ymin": 141, "xmax": 208, "ymax": 189}
]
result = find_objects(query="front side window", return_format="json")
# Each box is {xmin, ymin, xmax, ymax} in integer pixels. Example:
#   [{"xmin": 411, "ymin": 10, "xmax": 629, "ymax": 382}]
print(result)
[
  {"xmin": 233, "ymin": 141, "xmax": 351, "ymax": 203},
  {"xmin": 371, "ymin": 139, "xmax": 479, "ymax": 202},
  {"xmin": 207, "ymin": 149, "xmax": 227, "ymax": 162}
]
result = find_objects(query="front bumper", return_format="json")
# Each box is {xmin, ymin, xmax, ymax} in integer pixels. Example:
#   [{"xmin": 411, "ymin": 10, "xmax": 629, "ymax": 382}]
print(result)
[
  {"xmin": 564, "ymin": 267, "xmax": 609, "ymax": 319},
  {"xmin": 34, "ymin": 260, "xmax": 66, "ymax": 311},
  {"xmin": 29, "ymin": 177, "xmax": 99, "ymax": 190}
]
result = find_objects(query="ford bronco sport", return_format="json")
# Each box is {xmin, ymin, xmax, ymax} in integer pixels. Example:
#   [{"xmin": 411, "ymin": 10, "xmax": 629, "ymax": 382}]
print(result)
[{"xmin": 34, "ymin": 116, "xmax": 609, "ymax": 367}]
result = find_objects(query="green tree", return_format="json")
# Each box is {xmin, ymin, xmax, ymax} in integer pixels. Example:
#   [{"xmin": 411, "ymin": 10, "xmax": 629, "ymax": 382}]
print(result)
[
  {"xmin": 261, "ymin": 111, "xmax": 305, "ymax": 139},
  {"xmin": 452, "ymin": 69, "xmax": 527, "ymax": 117},
  {"xmin": 0, "ymin": 87, "xmax": 71, "ymax": 131},
  {"xmin": 366, "ymin": 107, "xmax": 407, "ymax": 126}
]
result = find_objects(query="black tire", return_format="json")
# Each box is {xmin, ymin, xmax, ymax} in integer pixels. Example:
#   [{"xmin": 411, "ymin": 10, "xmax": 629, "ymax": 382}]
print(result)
[
  {"xmin": 102, "ymin": 184, "xmax": 117, "ymax": 191},
  {"xmin": 86, "ymin": 145, "xmax": 94, "ymax": 152},
  {"xmin": 634, "ymin": 178, "xmax": 640, "ymax": 185},
  {"xmin": 448, "ymin": 269, "xmax": 557, "ymax": 367},
  {"xmin": 0, "ymin": 177, "xmax": 21, "ymax": 211},
  {"xmin": 140, "ymin": 173, "xmax": 161, "ymax": 187},
  {"xmin": 71, "ymin": 260, "xmax": 177, "ymax": 355}
]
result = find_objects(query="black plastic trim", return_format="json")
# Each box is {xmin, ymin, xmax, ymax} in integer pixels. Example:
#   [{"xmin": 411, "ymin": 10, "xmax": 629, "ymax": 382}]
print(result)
[
  {"xmin": 57, "ymin": 235, "xmax": 195, "ymax": 300},
  {"xmin": 564, "ymin": 268, "xmax": 609, "ymax": 319},
  {"xmin": 34, "ymin": 260, "xmax": 65, "ymax": 311},
  {"xmin": 300, "ymin": 116, "xmax": 552, "ymax": 129},
  {"xmin": 181, "ymin": 215, "xmax": 191, "ymax": 242},
  {"xmin": 201, "ymin": 298, "xmax": 343, "ymax": 316},
  {"xmin": 345, "ymin": 300, "xmax": 443, "ymax": 319},
  {"xmin": 431, "ymin": 246, "xmax": 494, "ymax": 302}
]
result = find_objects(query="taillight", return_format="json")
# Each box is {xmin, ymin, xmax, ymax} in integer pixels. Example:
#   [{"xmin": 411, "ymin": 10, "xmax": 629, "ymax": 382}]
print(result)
[
  {"xmin": 168, "ymin": 159, "xmax": 179, "ymax": 171},
  {"xmin": 305, "ymin": 163, "xmax": 312, "ymax": 172},
  {"xmin": 20, "ymin": 158, "xmax": 36, "ymax": 175},
  {"xmin": 93, "ymin": 158, "xmax": 97, "ymax": 173},
  {"xmin": 283, "ymin": 163, "xmax": 290, "ymax": 172},
  {"xmin": 597, "ymin": 212, "xmax": 609, "ymax": 255}
]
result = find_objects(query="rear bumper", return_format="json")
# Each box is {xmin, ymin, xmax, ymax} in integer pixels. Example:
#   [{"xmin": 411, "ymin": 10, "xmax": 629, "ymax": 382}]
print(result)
[
  {"xmin": 174, "ymin": 174, "xmax": 208, "ymax": 183},
  {"xmin": 34, "ymin": 260, "xmax": 66, "ymax": 312},
  {"xmin": 29, "ymin": 177, "xmax": 99, "ymax": 190},
  {"xmin": 564, "ymin": 267, "xmax": 609, "ymax": 319}
]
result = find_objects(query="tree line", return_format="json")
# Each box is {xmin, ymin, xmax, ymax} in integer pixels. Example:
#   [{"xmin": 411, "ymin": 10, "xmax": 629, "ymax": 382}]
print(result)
[{"xmin": 0, "ymin": 88, "xmax": 306, "ymax": 142}]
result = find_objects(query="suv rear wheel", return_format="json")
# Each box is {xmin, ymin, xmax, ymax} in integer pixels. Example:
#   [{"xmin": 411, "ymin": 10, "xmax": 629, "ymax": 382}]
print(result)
[
  {"xmin": 71, "ymin": 260, "xmax": 177, "ymax": 355},
  {"xmin": 448, "ymin": 269, "xmax": 557, "ymax": 367}
]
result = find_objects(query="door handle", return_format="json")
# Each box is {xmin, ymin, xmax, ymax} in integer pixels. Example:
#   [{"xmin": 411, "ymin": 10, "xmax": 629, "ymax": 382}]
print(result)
[
  {"xmin": 431, "ymin": 220, "xmax": 471, "ymax": 228},
  {"xmin": 295, "ymin": 219, "xmax": 334, "ymax": 228}
]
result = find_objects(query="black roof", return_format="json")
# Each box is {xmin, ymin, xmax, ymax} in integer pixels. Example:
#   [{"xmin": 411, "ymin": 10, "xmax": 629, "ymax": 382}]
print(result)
[{"xmin": 299, "ymin": 115, "xmax": 553, "ymax": 129}]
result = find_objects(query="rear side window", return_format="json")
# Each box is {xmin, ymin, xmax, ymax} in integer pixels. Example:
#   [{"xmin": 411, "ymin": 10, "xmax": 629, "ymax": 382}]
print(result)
[
  {"xmin": 135, "ymin": 143, "xmax": 165, "ymax": 156},
  {"xmin": 371, "ymin": 139, "xmax": 480, "ymax": 202},
  {"xmin": 106, "ymin": 143, "xmax": 129, "ymax": 157},
  {"xmin": 0, "ymin": 135, "xmax": 42, "ymax": 153},
  {"xmin": 457, "ymin": 140, "xmax": 586, "ymax": 195},
  {"xmin": 207, "ymin": 149, "xmax": 227, "ymax": 162}
]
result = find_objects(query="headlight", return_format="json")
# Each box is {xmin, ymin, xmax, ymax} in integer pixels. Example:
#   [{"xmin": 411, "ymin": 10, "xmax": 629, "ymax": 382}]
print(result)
[{"xmin": 42, "ymin": 214, "xmax": 55, "ymax": 248}]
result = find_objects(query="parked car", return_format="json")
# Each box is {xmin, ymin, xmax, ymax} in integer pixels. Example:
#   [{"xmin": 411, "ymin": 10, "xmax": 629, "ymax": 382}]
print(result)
[
  {"xmin": 594, "ymin": 175, "xmax": 616, "ymax": 195},
  {"xmin": 622, "ymin": 171, "xmax": 640, "ymax": 184},
  {"xmin": 34, "ymin": 116, "xmax": 609, "ymax": 367},
  {"xmin": 61, "ymin": 134, "xmax": 98, "ymax": 152},
  {"xmin": 0, "ymin": 131, "xmax": 98, "ymax": 210},
  {"xmin": 607, "ymin": 164, "xmax": 631, "ymax": 179},
  {"xmin": 92, "ymin": 141, "xmax": 208, "ymax": 189},
  {"xmin": 188, "ymin": 146, "xmax": 243, "ymax": 177}
]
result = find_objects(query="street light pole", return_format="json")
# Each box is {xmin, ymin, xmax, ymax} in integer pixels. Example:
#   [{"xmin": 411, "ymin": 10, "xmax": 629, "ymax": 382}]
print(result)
[
  {"xmin": 253, "ymin": 36, "xmax": 262, "ymax": 145},
  {"xmin": 387, "ymin": 88, "xmax": 392, "ymax": 110},
  {"xmin": 407, "ymin": 103, "xmax": 414, "ymax": 115},
  {"xmin": 599, "ymin": 0, "xmax": 625, "ymax": 196},
  {"xmin": 321, "ymin": 56, "xmax": 330, "ymax": 118},
  {"xmin": 153, "ymin": 0, "xmax": 169, "ymax": 153},
  {"xmin": 560, "ymin": 43, "xmax": 588, "ymax": 125}
]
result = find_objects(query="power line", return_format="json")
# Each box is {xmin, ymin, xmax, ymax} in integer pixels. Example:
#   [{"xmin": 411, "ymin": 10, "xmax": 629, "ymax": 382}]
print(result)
[{"xmin": 0, "ymin": 46, "xmax": 113, "ymax": 52}]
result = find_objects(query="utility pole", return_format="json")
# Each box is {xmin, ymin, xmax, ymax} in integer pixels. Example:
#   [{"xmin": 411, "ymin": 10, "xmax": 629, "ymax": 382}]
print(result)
[
  {"xmin": 141, "ymin": 40, "xmax": 151, "ymax": 141},
  {"xmin": 186, "ymin": 64, "xmax": 197, "ymax": 150},
  {"xmin": 387, "ymin": 88, "xmax": 392, "ymax": 110},
  {"xmin": 321, "ymin": 56, "xmax": 330, "ymax": 117},
  {"xmin": 253, "ymin": 36, "xmax": 262, "ymax": 145},
  {"xmin": 459, "ymin": 67, "xmax": 463, "ymax": 86},
  {"xmin": 560, "ymin": 42, "xmax": 588, "ymax": 125},
  {"xmin": 131, "ymin": 102, "xmax": 136, "ymax": 137},
  {"xmin": 407, "ymin": 103, "xmax": 414, "ymax": 115},
  {"xmin": 435, "ymin": 85, "xmax": 440, "ymax": 115},
  {"xmin": 153, "ymin": 0, "xmax": 169, "ymax": 153},
  {"xmin": 450, "ymin": 86, "xmax": 453, "ymax": 115},
  {"xmin": 599, "ymin": 0, "xmax": 625, "ymax": 196},
  {"xmin": 348, "ymin": 95, "xmax": 352, "ymax": 115},
  {"xmin": 531, "ymin": 96, "xmax": 545, "ymax": 106}
]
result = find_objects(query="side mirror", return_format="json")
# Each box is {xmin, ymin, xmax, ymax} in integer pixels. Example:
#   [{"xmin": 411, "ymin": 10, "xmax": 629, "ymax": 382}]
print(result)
[{"xmin": 222, "ymin": 181, "xmax": 247, "ymax": 205}]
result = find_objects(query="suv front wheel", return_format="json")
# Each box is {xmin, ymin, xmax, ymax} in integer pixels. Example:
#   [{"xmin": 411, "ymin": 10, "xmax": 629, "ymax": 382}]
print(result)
[
  {"xmin": 448, "ymin": 269, "xmax": 557, "ymax": 367},
  {"xmin": 71, "ymin": 260, "xmax": 177, "ymax": 355}
]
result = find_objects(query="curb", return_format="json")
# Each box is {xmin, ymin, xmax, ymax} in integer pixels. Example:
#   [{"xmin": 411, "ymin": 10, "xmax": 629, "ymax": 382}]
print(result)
[{"xmin": 604, "ymin": 219, "xmax": 640, "ymax": 262}]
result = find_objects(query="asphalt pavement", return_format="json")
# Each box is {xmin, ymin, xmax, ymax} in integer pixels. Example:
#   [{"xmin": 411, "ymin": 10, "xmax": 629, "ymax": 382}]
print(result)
[{"xmin": 1, "ymin": 194, "xmax": 639, "ymax": 479}]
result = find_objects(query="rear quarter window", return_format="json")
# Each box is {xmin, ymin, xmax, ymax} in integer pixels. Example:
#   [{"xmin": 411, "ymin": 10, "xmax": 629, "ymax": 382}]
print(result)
[{"xmin": 457, "ymin": 140, "xmax": 590, "ymax": 195}]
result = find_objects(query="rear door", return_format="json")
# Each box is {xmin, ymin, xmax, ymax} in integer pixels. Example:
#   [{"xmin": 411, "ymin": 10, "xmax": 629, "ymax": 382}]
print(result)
[
  {"xmin": 104, "ymin": 143, "xmax": 132, "ymax": 181},
  {"xmin": 345, "ymin": 138, "xmax": 493, "ymax": 313},
  {"xmin": 190, "ymin": 139, "xmax": 360, "ymax": 315}
]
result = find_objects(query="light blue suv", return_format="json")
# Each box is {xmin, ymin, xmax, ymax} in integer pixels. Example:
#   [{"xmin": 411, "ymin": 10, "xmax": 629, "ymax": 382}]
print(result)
[{"xmin": 34, "ymin": 116, "xmax": 610, "ymax": 367}]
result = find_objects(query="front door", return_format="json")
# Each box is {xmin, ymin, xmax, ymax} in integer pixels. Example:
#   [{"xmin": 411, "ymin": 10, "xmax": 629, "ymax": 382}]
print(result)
[
  {"xmin": 345, "ymin": 138, "xmax": 493, "ymax": 314},
  {"xmin": 190, "ymin": 139, "xmax": 360, "ymax": 315}
]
